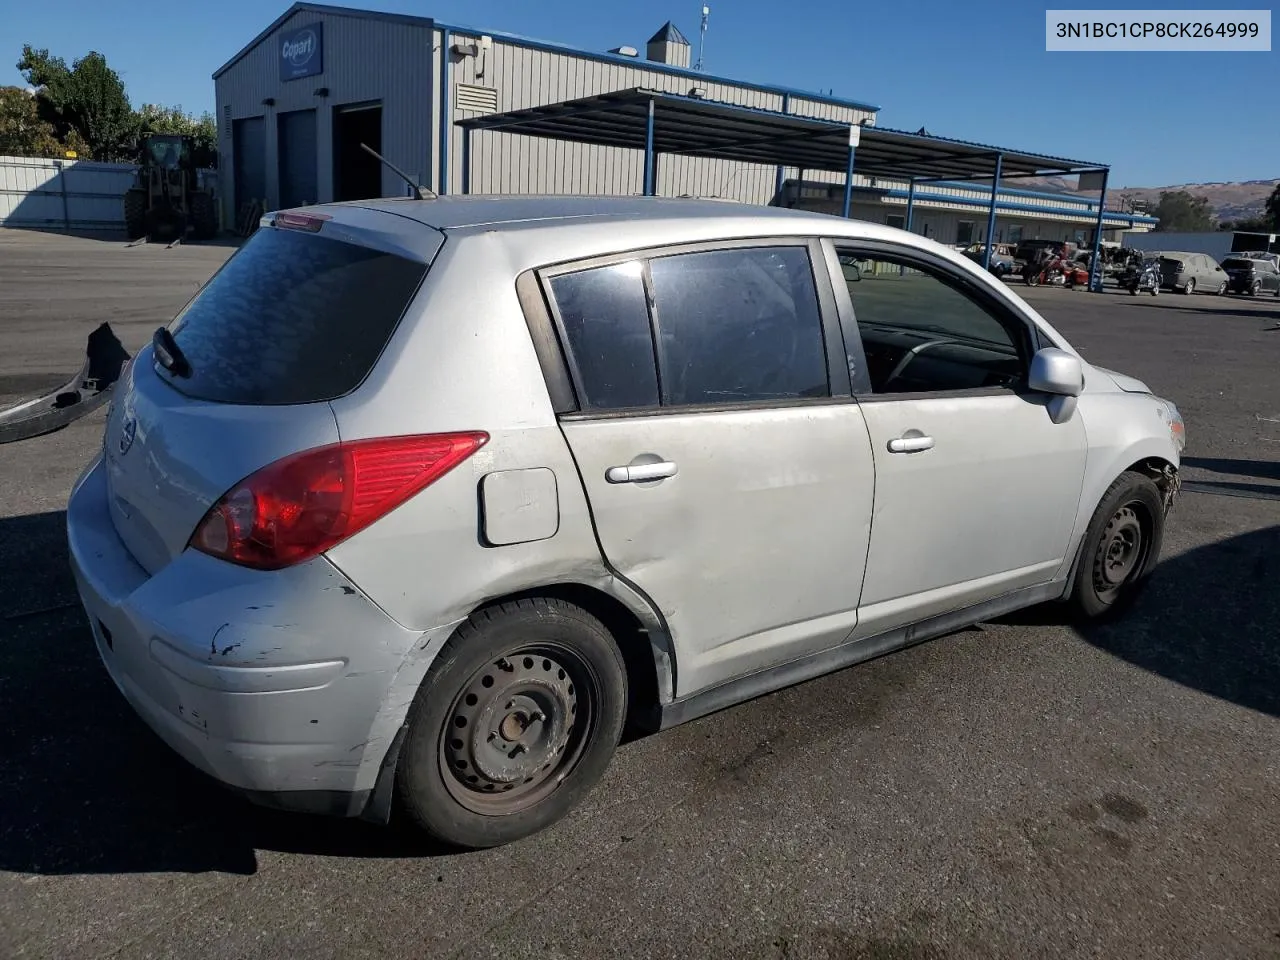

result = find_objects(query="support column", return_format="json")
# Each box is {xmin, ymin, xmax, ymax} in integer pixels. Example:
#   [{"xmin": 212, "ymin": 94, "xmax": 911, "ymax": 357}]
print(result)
[
  {"xmin": 773, "ymin": 94, "xmax": 790, "ymax": 204},
  {"xmin": 1088, "ymin": 169, "xmax": 1110, "ymax": 292},
  {"xmin": 642, "ymin": 97, "xmax": 656, "ymax": 197},
  {"xmin": 905, "ymin": 178, "xmax": 917, "ymax": 232},
  {"xmin": 437, "ymin": 28, "xmax": 450, "ymax": 195},
  {"xmin": 461, "ymin": 126, "xmax": 472, "ymax": 195},
  {"xmin": 982, "ymin": 153, "xmax": 1003, "ymax": 271},
  {"xmin": 842, "ymin": 144, "xmax": 856, "ymax": 219}
]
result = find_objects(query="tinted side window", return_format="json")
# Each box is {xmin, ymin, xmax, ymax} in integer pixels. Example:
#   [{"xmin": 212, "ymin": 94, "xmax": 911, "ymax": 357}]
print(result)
[
  {"xmin": 836, "ymin": 251, "xmax": 1027, "ymax": 395},
  {"xmin": 549, "ymin": 261, "xmax": 659, "ymax": 410},
  {"xmin": 163, "ymin": 227, "xmax": 427, "ymax": 405},
  {"xmin": 648, "ymin": 246, "xmax": 828, "ymax": 406}
]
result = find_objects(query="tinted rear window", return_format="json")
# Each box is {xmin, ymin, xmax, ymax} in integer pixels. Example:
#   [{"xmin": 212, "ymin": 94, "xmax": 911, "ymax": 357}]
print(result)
[
  {"xmin": 1222, "ymin": 259, "xmax": 1253, "ymax": 270},
  {"xmin": 161, "ymin": 227, "xmax": 428, "ymax": 404}
]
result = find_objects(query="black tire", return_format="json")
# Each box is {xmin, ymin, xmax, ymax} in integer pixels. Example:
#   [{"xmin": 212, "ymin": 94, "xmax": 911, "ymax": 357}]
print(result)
[
  {"xmin": 1025, "ymin": 272, "xmax": 1040, "ymax": 287},
  {"xmin": 1182, "ymin": 278, "xmax": 1195, "ymax": 295},
  {"xmin": 123, "ymin": 188, "xmax": 146, "ymax": 240},
  {"xmin": 1249, "ymin": 280, "xmax": 1261, "ymax": 298},
  {"xmin": 189, "ymin": 191, "xmax": 217, "ymax": 240},
  {"xmin": 396, "ymin": 598, "xmax": 627, "ymax": 849},
  {"xmin": 1066, "ymin": 471, "xmax": 1166, "ymax": 622}
]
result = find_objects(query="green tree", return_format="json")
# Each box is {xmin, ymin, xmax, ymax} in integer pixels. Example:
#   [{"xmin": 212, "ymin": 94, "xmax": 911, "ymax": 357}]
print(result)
[
  {"xmin": 1151, "ymin": 190, "xmax": 1216, "ymax": 232},
  {"xmin": 0, "ymin": 85, "xmax": 62, "ymax": 156},
  {"xmin": 1265, "ymin": 183, "xmax": 1280, "ymax": 231},
  {"xmin": 17, "ymin": 44, "xmax": 137, "ymax": 160}
]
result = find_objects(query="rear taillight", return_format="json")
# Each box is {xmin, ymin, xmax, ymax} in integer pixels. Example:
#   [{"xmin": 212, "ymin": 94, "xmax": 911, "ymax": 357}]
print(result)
[{"xmin": 189, "ymin": 432, "xmax": 488, "ymax": 570}]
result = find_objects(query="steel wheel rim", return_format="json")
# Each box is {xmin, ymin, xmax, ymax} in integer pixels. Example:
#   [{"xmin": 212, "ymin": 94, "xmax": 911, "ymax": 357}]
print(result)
[
  {"xmin": 439, "ymin": 642, "xmax": 597, "ymax": 815},
  {"xmin": 1093, "ymin": 504, "xmax": 1146, "ymax": 602}
]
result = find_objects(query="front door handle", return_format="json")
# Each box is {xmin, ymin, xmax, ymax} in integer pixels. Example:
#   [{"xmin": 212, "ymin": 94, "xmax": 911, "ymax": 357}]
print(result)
[
  {"xmin": 606, "ymin": 461, "xmax": 678, "ymax": 483},
  {"xmin": 887, "ymin": 435, "xmax": 934, "ymax": 454}
]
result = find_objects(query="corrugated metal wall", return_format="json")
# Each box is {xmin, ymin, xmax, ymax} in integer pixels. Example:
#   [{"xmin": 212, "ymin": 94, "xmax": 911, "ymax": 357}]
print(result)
[
  {"xmin": 0, "ymin": 156, "xmax": 136, "ymax": 231},
  {"xmin": 213, "ymin": 9, "xmax": 435, "ymax": 223},
  {"xmin": 439, "ymin": 30, "xmax": 876, "ymax": 201}
]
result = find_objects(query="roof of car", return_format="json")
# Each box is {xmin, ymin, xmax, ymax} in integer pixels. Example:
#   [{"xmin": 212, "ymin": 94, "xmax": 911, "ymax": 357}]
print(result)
[{"xmin": 331, "ymin": 195, "xmax": 842, "ymax": 233}]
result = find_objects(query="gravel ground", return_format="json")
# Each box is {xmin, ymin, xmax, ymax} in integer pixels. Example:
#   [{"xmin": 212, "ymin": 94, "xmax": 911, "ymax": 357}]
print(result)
[{"xmin": 1, "ymin": 228, "xmax": 1278, "ymax": 960}]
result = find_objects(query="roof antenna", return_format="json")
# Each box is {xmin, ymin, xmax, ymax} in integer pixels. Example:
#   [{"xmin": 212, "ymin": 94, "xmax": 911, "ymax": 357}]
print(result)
[
  {"xmin": 694, "ymin": 5, "xmax": 709, "ymax": 71},
  {"xmin": 360, "ymin": 142, "xmax": 437, "ymax": 199}
]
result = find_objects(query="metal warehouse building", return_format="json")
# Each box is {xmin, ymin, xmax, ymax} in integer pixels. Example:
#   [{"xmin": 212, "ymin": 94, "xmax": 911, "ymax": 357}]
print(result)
[{"xmin": 213, "ymin": 3, "xmax": 1156, "ymax": 242}]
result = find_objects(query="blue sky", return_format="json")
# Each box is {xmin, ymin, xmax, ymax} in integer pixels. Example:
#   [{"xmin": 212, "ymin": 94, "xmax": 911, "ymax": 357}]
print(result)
[{"xmin": 5, "ymin": 0, "xmax": 1275, "ymax": 186}]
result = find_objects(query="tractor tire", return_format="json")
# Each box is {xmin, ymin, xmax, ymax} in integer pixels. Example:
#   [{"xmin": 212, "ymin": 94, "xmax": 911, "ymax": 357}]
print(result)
[
  {"xmin": 123, "ymin": 189, "xmax": 147, "ymax": 241},
  {"xmin": 190, "ymin": 192, "xmax": 218, "ymax": 241}
]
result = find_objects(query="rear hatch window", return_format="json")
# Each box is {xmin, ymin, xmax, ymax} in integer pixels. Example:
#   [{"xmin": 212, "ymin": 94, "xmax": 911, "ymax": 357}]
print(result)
[
  {"xmin": 1221, "ymin": 258, "xmax": 1253, "ymax": 271},
  {"xmin": 159, "ymin": 226, "xmax": 429, "ymax": 404}
]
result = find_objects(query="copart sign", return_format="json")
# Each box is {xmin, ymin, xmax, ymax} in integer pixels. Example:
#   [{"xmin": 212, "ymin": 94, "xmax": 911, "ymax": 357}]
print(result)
[{"xmin": 280, "ymin": 23, "xmax": 323, "ymax": 81}]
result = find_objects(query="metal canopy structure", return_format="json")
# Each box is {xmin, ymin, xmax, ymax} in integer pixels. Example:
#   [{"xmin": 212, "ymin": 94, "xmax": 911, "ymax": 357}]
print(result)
[
  {"xmin": 455, "ymin": 87, "xmax": 1114, "ymax": 287},
  {"xmin": 455, "ymin": 88, "xmax": 1105, "ymax": 182}
]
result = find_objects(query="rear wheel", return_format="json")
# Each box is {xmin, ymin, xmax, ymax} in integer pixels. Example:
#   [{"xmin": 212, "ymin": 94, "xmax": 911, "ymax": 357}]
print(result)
[
  {"xmin": 1067, "ymin": 471, "xmax": 1165, "ymax": 622},
  {"xmin": 189, "ymin": 191, "xmax": 217, "ymax": 240},
  {"xmin": 123, "ymin": 188, "xmax": 146, "ymax": 240},
  {"xmin": 1216, "ymin": 281, "xmax": 1227, "ymax": 295},
  {"xmin": 1182, "ymin": 278, "xmax": 1196, "ymax": 295},
  {"xmin": 396, "ymin": 598, "xmax": 627, "ymax": 849}
]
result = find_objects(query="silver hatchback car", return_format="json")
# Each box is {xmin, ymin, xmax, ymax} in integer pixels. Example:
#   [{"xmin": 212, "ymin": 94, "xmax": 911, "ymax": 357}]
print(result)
[{"xmin": 68, "ymin": 197, "xmax": 1185, "ymax": 849}]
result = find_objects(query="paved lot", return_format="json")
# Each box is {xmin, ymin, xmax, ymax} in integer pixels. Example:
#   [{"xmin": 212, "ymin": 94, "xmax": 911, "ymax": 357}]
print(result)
[{"xmin": 2, "ymin": 228, "xmax": 1279, "ymax": 960}]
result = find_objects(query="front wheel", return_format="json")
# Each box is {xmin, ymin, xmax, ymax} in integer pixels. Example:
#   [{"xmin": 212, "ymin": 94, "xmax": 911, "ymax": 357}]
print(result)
[
  {"xmin": 396, "ymin": 598, "xmax": 627, "ymax": 849},
  {"xmin": 1250, "ymin": 280, "xmax": 1262, "ymax": 297},
  {"xmin": 1066, "ymin": 471, "xmax": 1166, "ymax": 622}
]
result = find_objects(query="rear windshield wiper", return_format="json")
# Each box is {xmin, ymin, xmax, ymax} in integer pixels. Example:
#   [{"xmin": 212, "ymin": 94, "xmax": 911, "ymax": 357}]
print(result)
[{"xmin": 152, "ymin": 327, "xmax": 191, "ymax": 378}]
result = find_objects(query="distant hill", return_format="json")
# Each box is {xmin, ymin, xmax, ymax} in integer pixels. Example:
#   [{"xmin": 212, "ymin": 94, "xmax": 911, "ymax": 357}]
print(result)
[{"xmin": 998, "ymin": 177, "xmax": 1278, "ymax": 225}]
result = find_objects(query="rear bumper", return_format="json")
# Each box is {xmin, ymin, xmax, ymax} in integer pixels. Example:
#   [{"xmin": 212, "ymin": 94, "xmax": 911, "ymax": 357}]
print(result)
[{"xmin": 66, "ymin": 456, "xmax": 433, "ymax": 815}]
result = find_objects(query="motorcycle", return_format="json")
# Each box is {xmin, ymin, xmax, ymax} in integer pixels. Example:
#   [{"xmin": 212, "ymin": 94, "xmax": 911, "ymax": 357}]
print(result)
[
  {"xmin": 1125, "ymin": 258, "xmax": 1161, "ymax": 297},
  {"xmin": 1023, "ymin": 254, "xmax": 1089, "ymax": 289}
]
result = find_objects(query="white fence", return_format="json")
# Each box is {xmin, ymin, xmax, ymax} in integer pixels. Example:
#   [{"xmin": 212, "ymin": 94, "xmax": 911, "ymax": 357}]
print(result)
[
  {"xmin": 0, "ymin": 155, "xmax": 137, "ymax": 232},
  {"xmin": 0, "ymin": 155, "xmax": 221, "ymax": 233}
]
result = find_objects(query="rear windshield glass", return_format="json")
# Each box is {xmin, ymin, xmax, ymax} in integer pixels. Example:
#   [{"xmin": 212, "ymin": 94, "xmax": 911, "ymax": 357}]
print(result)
[
  {"xmin": 1221, "ymin": 258, "xmax": 1252, "ymax": 270},
  {"xmin": 160, "ymin": 227, "xmax": 428, "ymax": 404}
]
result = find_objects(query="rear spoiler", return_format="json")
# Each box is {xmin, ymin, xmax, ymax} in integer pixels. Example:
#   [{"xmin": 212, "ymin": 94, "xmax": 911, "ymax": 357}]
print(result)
[{"xmin": 0, "ymin": 323, "xmax": 131, "ymax": 445}]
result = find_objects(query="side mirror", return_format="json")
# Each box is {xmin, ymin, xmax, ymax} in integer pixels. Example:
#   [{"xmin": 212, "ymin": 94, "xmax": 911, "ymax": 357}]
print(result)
[{"xmin": 1029, "ymin": 347, "xmax": 1083, "ymax": 424}]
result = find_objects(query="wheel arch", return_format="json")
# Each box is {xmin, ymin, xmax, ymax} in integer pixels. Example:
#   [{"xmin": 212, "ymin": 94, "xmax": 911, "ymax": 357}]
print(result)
[{"xmin": 1058, "ymin": 441, "xmax": 1179, "ymax": 597}]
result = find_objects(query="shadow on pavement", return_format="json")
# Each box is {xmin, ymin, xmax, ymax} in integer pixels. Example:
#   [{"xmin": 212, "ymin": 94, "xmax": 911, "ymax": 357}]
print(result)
[
  {"xmin": 1, "ymin": 507, "xmax": 1277, "ymax": 877},
  {"xmin": 1179, "ymin": 456, "xmax": 1280, "ymax": 502},
  {"xmin": 1182, "ymin": 457, "xmax": 1280, "ymax": 481},
  {"xmin": 0, "ymin": 510, "xmax": 446, "ymax": 878}
]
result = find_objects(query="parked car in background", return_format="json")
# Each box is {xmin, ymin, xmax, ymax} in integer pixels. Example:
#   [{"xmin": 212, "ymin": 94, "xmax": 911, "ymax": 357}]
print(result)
[
  {"xmin": 67, "ymin": 197, "xmax": 1185, "ymax": 850},
  {"xmin": 1158, "ymin": 252, "xmax": 1229, "ymax": 295},
  {"xmin": 961, "ymin": 241, "xmax": 1017, "ymax": 277},
  {"xmin": 1238, "ymin": 251, "xmax": 1280, "ymax": 272},
  {"xmin": 1222, "ymin": 256, "xmax": 1280, "ymax": 297}
]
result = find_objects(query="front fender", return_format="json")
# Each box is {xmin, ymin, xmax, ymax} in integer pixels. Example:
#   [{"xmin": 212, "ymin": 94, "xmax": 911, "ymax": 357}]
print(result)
[{"xmin": 1055, "ymin": 393, "xmax": 1181, "ymax": 585}]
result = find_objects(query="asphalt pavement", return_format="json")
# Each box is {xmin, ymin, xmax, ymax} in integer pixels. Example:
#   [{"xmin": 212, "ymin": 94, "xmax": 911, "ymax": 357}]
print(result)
[{"xmin": 1, "ymin": 228, "xmax": 1279, "ymax": 960}]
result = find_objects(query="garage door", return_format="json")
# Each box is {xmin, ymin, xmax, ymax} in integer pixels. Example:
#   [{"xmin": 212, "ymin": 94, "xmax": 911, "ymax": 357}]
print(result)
[
  {"xmin": 277, "ymin": 109, "xmax": 318, "ymax": 210},
  {"xmin": 232, "ymin": 116, "xmax": 266, "ymax": 215}
]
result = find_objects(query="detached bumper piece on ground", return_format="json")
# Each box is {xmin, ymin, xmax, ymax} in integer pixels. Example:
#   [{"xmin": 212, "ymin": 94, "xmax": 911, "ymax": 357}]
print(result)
[{"xmin": 0, "ymin": 323, "xmax": 130, "ymax": 445}]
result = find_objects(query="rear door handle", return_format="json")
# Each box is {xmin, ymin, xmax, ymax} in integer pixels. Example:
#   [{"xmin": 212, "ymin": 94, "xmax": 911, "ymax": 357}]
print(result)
[
  {"xmin": 887, "ymin": 435, "xmax": 934, "ymax": 454},
  {"xmin": 606, "ymin": 461, "xmax": 678, "ymax": 483}
]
